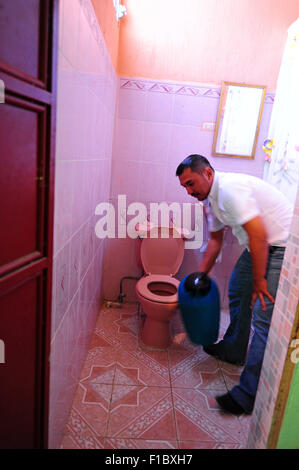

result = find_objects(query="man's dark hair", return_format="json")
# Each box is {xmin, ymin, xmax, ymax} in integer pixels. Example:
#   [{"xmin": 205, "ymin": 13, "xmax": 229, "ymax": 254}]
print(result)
[{"xmin": 176, "ymin": 154, "xmax": 214, "ymax": 176}]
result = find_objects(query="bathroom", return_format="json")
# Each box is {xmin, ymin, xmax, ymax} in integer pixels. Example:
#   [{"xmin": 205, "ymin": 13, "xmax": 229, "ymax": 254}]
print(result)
[{"xmin": 0, "ymin": 0, "xmax": 299, "ymax": 450}]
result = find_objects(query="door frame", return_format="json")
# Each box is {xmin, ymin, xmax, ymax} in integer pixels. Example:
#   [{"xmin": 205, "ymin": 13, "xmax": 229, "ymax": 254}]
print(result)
[
  {"xmin": 0, "ymin": 0, "xmax": 59, "ymax": 448},
  {"xmin": 41, "ymin": 0, "xmax": 59, "ymax": 449}
]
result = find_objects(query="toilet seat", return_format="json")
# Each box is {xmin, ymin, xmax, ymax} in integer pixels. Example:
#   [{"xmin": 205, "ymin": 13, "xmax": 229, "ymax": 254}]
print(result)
[
  {"xmin": 136, "ymin": 227, "xmax": 184, "ymax": 304},
  {"xmin": 140, "ymin": 227, "xmax": 184, "ymax": 276},
  {"xmin": 136, "ymin": 274, "xmax": 179, "ymax": 304}
]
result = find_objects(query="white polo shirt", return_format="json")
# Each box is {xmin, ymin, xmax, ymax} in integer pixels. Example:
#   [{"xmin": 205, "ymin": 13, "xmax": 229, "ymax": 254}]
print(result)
[{"xmin": 207, "ymin": 171, "xmax": 293, "ymax": 248}]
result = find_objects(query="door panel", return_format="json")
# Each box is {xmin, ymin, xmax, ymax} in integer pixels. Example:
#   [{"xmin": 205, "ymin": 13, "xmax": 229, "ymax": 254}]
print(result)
[
  {"xmin": 0, "ymin": 0, "xmax": 49, "ymax": 86},
  {"xmin": 0, "ymin": 0, "xmax": 40, "ymax": 79},
  {"xmin": 0, "ymin": 96, "xmax": 46, "ymax": 273},
  {"xmin": 0, "ymin": 274, "xmax": 43, "ymax": 449}
]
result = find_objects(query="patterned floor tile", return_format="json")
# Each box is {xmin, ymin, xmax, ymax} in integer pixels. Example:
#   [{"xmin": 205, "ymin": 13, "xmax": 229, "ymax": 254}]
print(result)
[
  {"xmin": 61, "ymin": 304, "xmax": 252, "ymax": 449},
  {"xmin": 79, "ymin": 346, "xmax": 118, "ymax": 380},
  {"xmin": 81, "ymin": 365, "xmax": 116, "ymax": 393},
  {"xmin": 173, "ymin": 388, "xmax": 244, "ymax": 444},
  {"xmin": 104, "ymin": 438, "xmax": 178, "ymax": 449},
  {"xmin": 107, "ymin": 385, "xmax": 177, "ymax": 440},
  {"xmin": 238, "ymin": 413, "xmax": 252, "ymax": 445},
  {"xmin": 169, "ymin": 349, "xmax": 227, "ymax": 391},
  {"xmin": 60, "ymin": 409, "xmax": 105, "ymax": 449},
  {"xmin": 69, "ymin": 381, "xmax": 111, "ymax": 437},
  {"xmin": 88, "ymin": 328, "xmax": 120, "ymax": 350},
  {"xmin": 178, "ymin": 440, "xmax": 245, "ymax": 449},
  {"xmin": 95, "ymin": 307, "xmax": 140, "ymax": 350},
  {"xmin": 114, "ymin": 347, "xmax": 170, "ymax": 386}
]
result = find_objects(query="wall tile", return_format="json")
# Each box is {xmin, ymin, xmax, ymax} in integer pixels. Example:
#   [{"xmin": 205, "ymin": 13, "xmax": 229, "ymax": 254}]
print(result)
[
  {"xmin": 69, "ymin": 229, "xmax": 82, "ymax": 305},
  {"xmin": 110, "ymin": 159, "xmax": 142, "ymax": 200},
  {"xmin": 137, "ymin": 161, "xmax": 167, "ymax": 202},
  {"xmin": 53, "ymin": 242, "xmax": 71, "ymax": 333},
  {"xmin": 141, "ymin": 122, "xmax": 172, "ymax": 163},
  {"xmin": 173, "ymin": 94, "xmax": 204, "ymax": 127},
  {"xmin": 60, "ymin": 0, "xmax": 81, "ymax": 66},
  {"xmin": 118, "ymin": 88, "xmax": 147, "ymax": 121},
  {"xmin": 114, "ymin": 118, "xmax": 144, "ymax": 161},
  {"xmin": 168, "ymin": 124, "xmax": 202, "ymax": 163},
  {"xmin": 53, "ymin": 160, "xmax": 74, "ymax": 253},
  {"xmin": 145, "ymin": 91, "xmax": 174, "ymax": 123}
]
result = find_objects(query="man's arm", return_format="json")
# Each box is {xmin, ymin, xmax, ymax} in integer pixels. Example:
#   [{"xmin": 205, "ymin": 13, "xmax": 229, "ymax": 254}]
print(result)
[
  {"xmin": 199, "ymin": 228, "xmax": 224, "ymax": 274},
  {"xmin": 242, "ymin": 216, "xmax": 275, "ymax": 310}
]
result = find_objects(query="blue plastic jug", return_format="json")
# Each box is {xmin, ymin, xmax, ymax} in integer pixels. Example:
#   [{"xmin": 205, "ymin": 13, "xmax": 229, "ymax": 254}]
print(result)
[{"xmin": 178, "ymin": 272, "xmax": 220, "ymax": 346}]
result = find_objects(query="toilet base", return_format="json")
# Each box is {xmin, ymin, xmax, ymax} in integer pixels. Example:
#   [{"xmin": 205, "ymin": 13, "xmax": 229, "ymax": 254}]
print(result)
[{"xmin": 141, "ymin": 317, "xmax": 172, "ymax": 349}]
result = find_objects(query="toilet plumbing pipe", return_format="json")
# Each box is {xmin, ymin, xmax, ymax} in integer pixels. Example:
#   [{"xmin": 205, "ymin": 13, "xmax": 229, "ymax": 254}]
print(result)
[
  {"xmin": 105, "ymin": 274, "xmax": 144, "ymax": 308},
  {"xmin": 117, "ymin": 274, "xmax": 143, "ymax": 303}
]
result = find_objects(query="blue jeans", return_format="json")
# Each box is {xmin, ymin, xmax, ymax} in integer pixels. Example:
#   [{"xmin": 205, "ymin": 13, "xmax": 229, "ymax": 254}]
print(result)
[{"xmin": 222, "ymin": 247, "xmax": 285, "ymax": 412}]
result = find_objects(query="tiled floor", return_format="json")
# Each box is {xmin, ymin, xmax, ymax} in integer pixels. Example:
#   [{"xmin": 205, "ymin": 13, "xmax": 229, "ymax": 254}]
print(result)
[{"xmin": 61, "ymin": 303, "xmax": 251, "ymax": 449}]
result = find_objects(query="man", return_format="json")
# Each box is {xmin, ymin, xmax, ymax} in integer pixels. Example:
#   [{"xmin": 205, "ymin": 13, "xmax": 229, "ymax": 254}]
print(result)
[{"xmin": 176, "ymin": 154, "xmax": 293, "ymax": 415}]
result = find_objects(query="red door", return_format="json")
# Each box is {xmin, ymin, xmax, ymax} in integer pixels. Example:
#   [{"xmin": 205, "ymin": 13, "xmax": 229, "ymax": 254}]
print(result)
[{"xmin": 0, "ymin": 0, "xmax": 58, "ymax": 448}]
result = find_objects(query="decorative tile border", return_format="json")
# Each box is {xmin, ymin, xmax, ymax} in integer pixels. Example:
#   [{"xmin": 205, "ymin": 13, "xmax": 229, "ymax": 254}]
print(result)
[
  {"xmin": 120, "ymin": 77, "xmax": 275, "ymax": 103},
  {"xmin": 120, "ymin": 78, "xmax": 221, "ymax": 98}
]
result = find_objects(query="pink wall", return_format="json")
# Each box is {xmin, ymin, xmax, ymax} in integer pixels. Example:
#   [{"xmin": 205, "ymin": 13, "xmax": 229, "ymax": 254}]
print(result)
[
  {"xmin": 118, "ymin": 0, "xmax": 299, "ymax": 92},
  {"xmin": 103, "ymin": 77, "xmax": 274, "ymax": 305},
  {"xmin": 49, "ymin": 0, "xmax": 117, "ymax": 448},
  {"xmin": 91, "ymin": 0, "xmax": 120, "ymax": 71}
]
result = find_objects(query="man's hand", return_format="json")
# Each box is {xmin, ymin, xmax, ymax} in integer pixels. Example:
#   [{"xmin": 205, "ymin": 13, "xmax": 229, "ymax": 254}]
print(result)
[
  {"xmin": 242, "ymin": 216, "xmax": 275, "ymax": 311},
  {"xmin": 251, "ymin": 278, "xmax": 275, "ymax": 311},
  {"xmin": 199, "ymin": 228, "xmax": 224, "ymax": 274}
]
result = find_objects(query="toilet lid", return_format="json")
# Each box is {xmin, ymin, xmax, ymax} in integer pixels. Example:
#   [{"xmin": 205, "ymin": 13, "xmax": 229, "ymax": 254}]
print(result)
[
  {"xmin": 140, "ymin": 227, "xmax": 184, "ymax": 275},
  {"xmin": 137, "ymin": 274, "xmax": 179, "ymax": 303}
]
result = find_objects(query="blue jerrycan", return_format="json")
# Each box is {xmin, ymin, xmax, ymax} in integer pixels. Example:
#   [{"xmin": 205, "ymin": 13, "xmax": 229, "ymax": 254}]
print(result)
[{"xmin": 178, "ymin": 272, "xmax": 220, "ymax": 346}]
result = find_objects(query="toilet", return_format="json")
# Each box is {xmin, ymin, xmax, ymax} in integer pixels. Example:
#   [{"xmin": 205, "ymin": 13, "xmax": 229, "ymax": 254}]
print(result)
[{"xmin": 135, "ymin": 226, "xmax": 185, "ymax": 349}]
